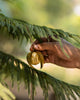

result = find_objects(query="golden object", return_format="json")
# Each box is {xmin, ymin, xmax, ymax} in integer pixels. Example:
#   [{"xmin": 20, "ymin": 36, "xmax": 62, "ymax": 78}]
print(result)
[{"xmin": 27, "ymin": 51, "xmax": 44, "ymax": 69}]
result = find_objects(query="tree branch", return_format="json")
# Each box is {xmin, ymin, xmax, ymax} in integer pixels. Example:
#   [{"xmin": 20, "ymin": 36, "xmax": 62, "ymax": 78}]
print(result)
[
  {"xmin": 0, "ymin": 51, "xmax": 80, "ymax": 100},
  {"xmin": 0, "ymin": 13, "xmax": 80, "ymax": 48}
]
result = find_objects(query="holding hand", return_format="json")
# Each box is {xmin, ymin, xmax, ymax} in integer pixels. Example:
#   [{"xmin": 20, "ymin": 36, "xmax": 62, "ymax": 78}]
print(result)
[{"xmin": 30, "ymin": 37, "xmax": 80, "ymax": 69}]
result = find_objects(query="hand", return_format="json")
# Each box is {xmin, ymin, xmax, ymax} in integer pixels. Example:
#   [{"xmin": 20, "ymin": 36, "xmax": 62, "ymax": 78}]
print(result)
[
  {"xmin": 30, "ymin": 37, "xmax": 57, "ymax": 63},
  {"xmin": 30, "ymin": 37, "xmax": 80, "ymax": 68}
]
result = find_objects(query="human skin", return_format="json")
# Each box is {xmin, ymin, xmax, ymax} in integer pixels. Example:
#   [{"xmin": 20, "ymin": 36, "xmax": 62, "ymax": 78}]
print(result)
[{"xmin": 30, "ymin": 37, "xmax": 80, "ymax": 69}]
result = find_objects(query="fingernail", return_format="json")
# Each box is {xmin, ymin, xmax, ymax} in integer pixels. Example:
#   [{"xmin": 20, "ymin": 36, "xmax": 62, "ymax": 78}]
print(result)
[{"xmin": 34, "ymin": 45, "xmax": 39, "ymax": 49}]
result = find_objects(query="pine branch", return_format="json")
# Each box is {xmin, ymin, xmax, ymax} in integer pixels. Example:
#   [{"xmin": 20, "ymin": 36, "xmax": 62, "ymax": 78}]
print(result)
[
  {"xmin": 0, "ymin": 51, "xmax": 80, "ymax": 100},
  {"xmin": 0, "ymin": 13, "xmax": 80, "ymax": 48},
  {"xmin": 0, "ymin": 13, "xmax": 80, "ymax": 100}
]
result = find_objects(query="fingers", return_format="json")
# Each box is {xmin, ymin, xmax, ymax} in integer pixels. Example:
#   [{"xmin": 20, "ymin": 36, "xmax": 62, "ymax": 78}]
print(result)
[
  {"xmin": 41, "ymin": 51, "xmax": 50, "ymax": 63},
  {"xmin": 44, "ymin": 56, "xmax": 50, "ymax": 63},
  {"xmin": 43, "ymin": 53, "xmax": 55, "ymax": 63},
  {"xmin": 41, "ymin": 51, "xmax": 47, "ymax": 56},
  {"xmin": 41, "ymin": 50, "xmax": 55, "ymax": 63},
  {"xmin": 30, "ymin": 37, "xmax": 48, "ymax": 51},
  {"xmin": 30, "ymin": 42, "xmax": 48, "ymax": 51},
  {"xmin": 30, "ymin": 36, "xmax": 58, "ymax": 51},
  {"xmin": 33, "ymin": 42, "xmax": 54, "ymax": 51}
]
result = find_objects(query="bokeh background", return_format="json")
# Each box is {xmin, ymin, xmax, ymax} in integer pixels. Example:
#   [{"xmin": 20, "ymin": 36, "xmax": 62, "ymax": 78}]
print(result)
[{"xmin": 0, "ymin": 0, "xmax": 80, "ymax": 99}]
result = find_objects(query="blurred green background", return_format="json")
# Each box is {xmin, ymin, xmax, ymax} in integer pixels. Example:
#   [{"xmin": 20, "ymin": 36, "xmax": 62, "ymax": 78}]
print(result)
[{"xmin": 0, "ymin": 0, "xmax": 80, "ymax": 86}]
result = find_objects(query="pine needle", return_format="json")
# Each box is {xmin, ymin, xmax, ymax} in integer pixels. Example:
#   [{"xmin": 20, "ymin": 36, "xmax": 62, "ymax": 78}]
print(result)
[
  {"xmin": 0, "ymin": 13, "xmax": 80, "ymax": 100},
  {"xmin": 0, "ymin": 51, "xmax": 80, "ymax": 100}
]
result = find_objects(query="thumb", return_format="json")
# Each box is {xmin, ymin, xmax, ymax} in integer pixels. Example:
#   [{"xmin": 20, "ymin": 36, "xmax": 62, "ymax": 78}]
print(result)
[{"xmin": 34, "ymin": 42, "xmax": 54, "ymax": 51}]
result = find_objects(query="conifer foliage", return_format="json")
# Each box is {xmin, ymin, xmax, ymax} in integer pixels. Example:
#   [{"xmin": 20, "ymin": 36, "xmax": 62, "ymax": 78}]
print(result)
[{"xmin": 0, "ymin": 13, "xmax": 80, "ymax": 100}]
